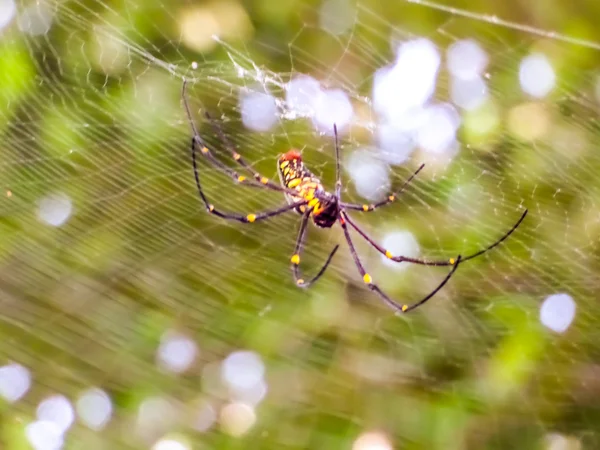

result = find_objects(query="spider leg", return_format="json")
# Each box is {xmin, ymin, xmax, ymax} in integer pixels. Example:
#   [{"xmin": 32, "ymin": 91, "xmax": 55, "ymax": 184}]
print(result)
[
  {"xmin": 182, "ymin": 80, "xmax": 271, "ymax": 190},
  {"xmin": 291, "ymin": 210, "xmax": 339, "ymax": 288},
  {"xmin": 339, "ymin": 214, "xmax": 462, "ymax": 313},
  {"xmin": 182, "ymin": 79, "xmax": 302, "ymax": 198},
  {"xmin": 341, "ymin": 209, "xmax": 527, "ymax": 266},
  {"xmin": 191, "ymin": 134, "xmax": 307, "ymax": 222},
  {"xmin": 204, "ymin": 111, "xmax": 296, "ymax": 193},
  {"xmin": 341, "ymin": 163, "xmax": 425, "ymax": 212},
  {"xmin": 189, "ymin": 137, "xmax": 269, "ymax": 189}
]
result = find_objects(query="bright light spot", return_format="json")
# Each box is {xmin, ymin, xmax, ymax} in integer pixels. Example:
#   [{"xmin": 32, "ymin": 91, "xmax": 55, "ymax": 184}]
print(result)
[
  {"xmin": 37, "ymin": 395, "xmax": 75, "ymax": 433},
  {"xmin": 450, "ymin": 76, "xmax": 489, "ymax": 111},
  {"xmin": 137, "ymin": 397, "xmax": 177, "ymax": 433},
  {"xmin": 376, "ymin": 122, "xmax": 415, "ymax": 165},
  {"xmin": 90, "ymin": 28, "xmax": 129, "ymax": 75},
  {"xmin": 157, "ymin": 331, "xmax": 198, "ymax": 374},
  {"xmin": 380, "ymin": 231, "xmax": 420, "ymax": 270},
  {"xmin": 312, "ymin": 88, "xmax": 353, "ymax": 134},
  {"xmin": 194, "ymin": 401, "xmax": 216, "ymax": 432},
  {"xmin": 373, "ymin": 38, "xmax": 440, "ymax": 122},
  {"xmin": 540, "ymin": 293, "xmax": 576, "ymax": 333},
  {"xmin": 191, "ymin": 61, "xmax": 198, "ymax": 70},
  {"xmin": 37, "ymin": 192, "xmax": 73, "ymax": 227},
  {"xmin": 346, "ymin": 149, "xmax": 391, "ymax": 201},
  {"xmin": 319, "ymin": 0, "xmax": 355, "ymax": 35},
  {"xmin": 25, "ymin": 420, "xmax": 64, "ymax": 450},
  {"xmin": 508, "ymin": 102, "xmax": 549, "ymax": 141},
  {"xmin": 152, "ymin": 438, "xmax": 191, "ymax": 450},
  {"xmin": 219, "ymin": 402, "xmax": 256, "ymax": 437},
  {"xmin": 180, "ymin": 7, "xmax": 220, "ymax": 51},
  {"xmin": 519, "ymin": 53, "xmax": 556, "ymax": 98},
  {"xmin": 180, "ymin": 3, "xmax": 252, "ymax": 52},
  {"xmin": 416, "ymin": 103, "xmax": 460, "ymax": 155},
  {"xmin": 286, "ymin": 75, "xmax": 321, "ymax": 117},
  {"xmin": 545, "ymin": 433, "xmax": 581, "ymax": 450},
  {"xmin": 221, "ymin": 351, "xmax": 265, "ymax": 391},
  {"xmin": 17, "ymin": 2, "xmax": 53, "ymax": 35},
  {"xmin": 462, "ymin": 100, "xmax": 500, "ymax": 143},
  {"xmin": 240, "ymin": 91, "xmax": 278, "ymax": 132},
  {"xmin": 353, "ymin": 430, "xmax": 393, "ymax": 450},
  {"xmin": 76, "ymin": 388, "xmax": 112, "ymax": 430},
  {"xmin": 446, "ymin": 39, "xmax": 488, "ymax": 80},
  {"xmin": 0, "ymin": 0, "xmax": 15, "ymax": 31},
  {"xmin": 0, "ymin": 363, "xmax": 30, "ymax": 403},
  {"xmin": 229, "ymin": 378, "xmax": 268, "ymax": 406}
]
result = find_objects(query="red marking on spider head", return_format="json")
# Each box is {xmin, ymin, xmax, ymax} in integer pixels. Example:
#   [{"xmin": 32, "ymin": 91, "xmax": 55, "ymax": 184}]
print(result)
[{"xmin": 281, "ymin": 149, "xmax": 302, "ymax": 161}]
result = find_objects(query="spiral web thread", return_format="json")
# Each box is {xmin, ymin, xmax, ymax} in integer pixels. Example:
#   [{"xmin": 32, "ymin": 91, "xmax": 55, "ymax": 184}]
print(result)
[{"xmin": 1, "ymin": 0, "xmax": 600, "ymax": 448}]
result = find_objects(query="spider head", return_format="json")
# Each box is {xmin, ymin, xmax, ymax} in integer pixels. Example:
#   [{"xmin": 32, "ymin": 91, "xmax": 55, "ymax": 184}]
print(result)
[{"xmin": 280, "ymin": 149, "xmax": 302, "ymax": 161}]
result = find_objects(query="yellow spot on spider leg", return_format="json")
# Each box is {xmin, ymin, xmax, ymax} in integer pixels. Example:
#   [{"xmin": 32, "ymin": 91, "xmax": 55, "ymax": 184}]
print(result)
[
  {"xmin": 449, "ymin": 258, "xmax": 455, "ymax": 265},
  {"xmin": 388, "ymin": 195, "xmax": 395, "ymax": 202},
  {"xmin": 297, "ymin": 278, "xmax": 305, "ymax": 285},
  {"xmin": 260, "ymin": 177, "xmax": 269, "ymax": 184},
  {"xmin": 208, "ymin": 205, "xmax": 215, "ymax": 212},
  {"xmin": 246, "ymin": 214, "xmax": 256, "ymax": 223},
  {"xmin": 237, "ymin": 176, "xmax": 246, "ymax": 182},
  {"xmin": 362, "ymin": 204, "xmax": 369, "ymax": 211},
  {"xmin": 201, "ymin": 147, "xmax": 209, "ymax": 154},
  {"xmin": 233, "ymin": 152, "xmax": 241, "ymax": 160},
  {"xmin": 385, "ymin": 250, "xmax": 393, "ymax": 259},
  {"xmin": 402, "ymin": 305, "xmax": 408, "ymax": 312},
  {"xmin": 363, "ymin": 273, "xmax": 372, "ymax": 284},
  {"xmin": 291, "ymin": 254, "xmax": 300, "ymax": 264}
]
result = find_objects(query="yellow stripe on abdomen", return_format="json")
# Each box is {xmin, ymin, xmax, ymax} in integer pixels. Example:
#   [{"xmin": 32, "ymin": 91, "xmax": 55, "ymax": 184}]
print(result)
[{"xmin": 287, "ymin": 178, "xmax": 302, "ymax": 188}]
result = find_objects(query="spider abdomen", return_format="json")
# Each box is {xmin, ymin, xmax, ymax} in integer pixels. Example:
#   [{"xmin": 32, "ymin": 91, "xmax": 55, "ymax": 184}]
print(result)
[{"xmin": 277, "ymin": 150, "xmax": 338, "ymax": 228}]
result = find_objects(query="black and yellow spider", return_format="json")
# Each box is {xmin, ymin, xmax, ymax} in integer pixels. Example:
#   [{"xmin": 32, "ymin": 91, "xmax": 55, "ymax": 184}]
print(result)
[{"xmin": 182, "ymin": 80, "xmax": 528, "ymax": 313}]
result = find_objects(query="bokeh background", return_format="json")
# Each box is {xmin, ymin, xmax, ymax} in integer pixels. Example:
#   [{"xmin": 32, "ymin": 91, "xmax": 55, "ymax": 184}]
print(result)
[{"xmin": 1, "ymin": 0, "xmax": 600, "ymax": 448}]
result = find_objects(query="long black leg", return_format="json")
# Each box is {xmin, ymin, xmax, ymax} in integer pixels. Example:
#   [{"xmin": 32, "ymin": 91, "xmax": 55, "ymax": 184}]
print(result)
[
  {"xmin": 182, "ymin": 79, "xmax": 307, "ymax": 199},
  {"xmin": 182, "ymin": 80, "xmax": 270, "ymax": 189},
  {"xmin": 291, "ymin": 210, "xmax": 339, "ymax": 287},
  {"xmin": 191, "ymin": 133, "xmax": 307, "ymax": 222},
  {"xmin": 341, "ymin": 163, "xmax": 425, "ymax": 212},
  {"xmin": 339, "ymin": 215, "xmax": 462, "ymax": 313},
  {"xmin": 204, "ymin": 111, "xmax": 297, "ymax": 193},
  {"xmin": 189, "ymin": 137, "xmax": 269, "ymax": 189},
  {"xmin": 342, "ymin": 209, "xmax": 527, "ymax": 266}
]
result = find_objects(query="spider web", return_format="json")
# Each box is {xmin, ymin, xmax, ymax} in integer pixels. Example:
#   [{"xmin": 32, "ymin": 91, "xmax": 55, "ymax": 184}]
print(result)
[{"xmin": 1, "ymin": 0, "xmax": 600, "ymax": 448}]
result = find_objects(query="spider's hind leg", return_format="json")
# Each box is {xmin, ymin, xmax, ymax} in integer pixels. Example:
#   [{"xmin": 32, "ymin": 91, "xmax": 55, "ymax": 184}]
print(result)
[{"xmin": 291, "ymin": 210, "xmax": 339, "ymax": 288}]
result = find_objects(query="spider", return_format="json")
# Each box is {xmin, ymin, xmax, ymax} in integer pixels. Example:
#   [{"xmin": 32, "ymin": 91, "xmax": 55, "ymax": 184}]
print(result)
[{"xmin": 182, "ymin": 79, "xmax": 528, "ymax": 313}]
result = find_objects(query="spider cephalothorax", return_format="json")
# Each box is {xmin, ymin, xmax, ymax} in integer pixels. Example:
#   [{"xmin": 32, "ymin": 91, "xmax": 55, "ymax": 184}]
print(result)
[{"xmin": 182, "ymin": 79, "xmax": 528, "ymax": 313}]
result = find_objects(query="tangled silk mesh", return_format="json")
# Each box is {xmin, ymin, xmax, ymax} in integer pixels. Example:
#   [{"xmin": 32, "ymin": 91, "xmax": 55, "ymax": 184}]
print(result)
[{"xmin": 1, "ymin": 0, "xmax": 600, "ymax": 448}]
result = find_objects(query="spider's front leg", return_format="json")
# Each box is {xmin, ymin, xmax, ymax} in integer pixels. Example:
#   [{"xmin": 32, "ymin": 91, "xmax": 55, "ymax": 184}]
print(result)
[
  {"xmin": 341, "ymin": 163, "xmax": 425, "ymax": 212},
  {"xmin": 342, "ymin": 209, "xmax": 528, "ymax": 266}
]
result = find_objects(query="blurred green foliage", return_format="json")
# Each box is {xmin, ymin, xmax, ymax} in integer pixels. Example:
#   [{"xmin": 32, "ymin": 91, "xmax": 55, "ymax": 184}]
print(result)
[{"xmin": 1, "ymin": 0, "xmax": 600, "ymax": 449}]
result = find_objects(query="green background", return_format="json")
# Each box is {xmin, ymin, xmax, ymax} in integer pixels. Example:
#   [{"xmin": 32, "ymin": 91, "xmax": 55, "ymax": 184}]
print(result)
[{"xmin": 1, "ymin": 0, "xmax": 600, "ymax": 448}]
